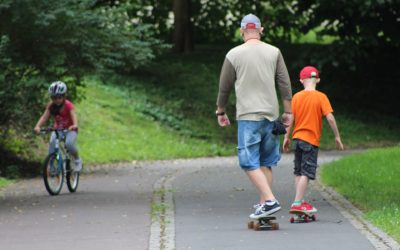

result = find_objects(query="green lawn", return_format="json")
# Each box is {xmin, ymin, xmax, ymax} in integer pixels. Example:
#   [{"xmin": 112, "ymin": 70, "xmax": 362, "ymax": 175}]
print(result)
[
  {"xmin": 76, "ymin": 78, "xmax": 234, "ymax": 164},
  {"xmin": 321, "ymin": 146, "xmax": 400, "ymax": 242},
  {"xmin": 0, "ymin": 177, "xmax": 13, "ymax": 189}
]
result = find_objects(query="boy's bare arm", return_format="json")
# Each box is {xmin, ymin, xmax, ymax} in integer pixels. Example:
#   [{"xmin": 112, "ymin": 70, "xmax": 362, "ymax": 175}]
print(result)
[{"xmin": 325, "ymin": 113, "xmax": 344, "ymax": 150}]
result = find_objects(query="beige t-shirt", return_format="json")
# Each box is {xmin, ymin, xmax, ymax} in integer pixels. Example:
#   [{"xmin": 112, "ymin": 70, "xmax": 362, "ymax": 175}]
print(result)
[{"xmin": 217, "ymin": 42, "xmax": 292, "ymax": 121}]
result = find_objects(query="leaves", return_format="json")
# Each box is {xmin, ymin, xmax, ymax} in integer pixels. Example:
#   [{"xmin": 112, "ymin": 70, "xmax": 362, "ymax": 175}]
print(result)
[{"xmin": 0, "ymin": 0, "xmax": 167, "ymax": 131}]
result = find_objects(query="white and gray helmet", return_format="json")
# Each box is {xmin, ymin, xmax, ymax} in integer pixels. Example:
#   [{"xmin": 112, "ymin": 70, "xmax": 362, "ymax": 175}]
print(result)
[{"xmin": 48, "ymin": 81, "xmax": 67, "ymax": 97}]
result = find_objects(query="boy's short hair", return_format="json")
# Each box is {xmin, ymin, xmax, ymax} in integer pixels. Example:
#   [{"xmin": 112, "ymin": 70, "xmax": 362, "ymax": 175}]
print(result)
[{"xmin": 300, "ymin": 66, "xmax": 319, "ymax": 80}]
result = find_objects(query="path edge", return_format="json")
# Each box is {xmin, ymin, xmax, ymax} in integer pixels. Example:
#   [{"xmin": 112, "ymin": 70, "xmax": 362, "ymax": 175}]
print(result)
[{"xmin": 315, "ymin": 176, "xmax": 400, "ymax": 250}]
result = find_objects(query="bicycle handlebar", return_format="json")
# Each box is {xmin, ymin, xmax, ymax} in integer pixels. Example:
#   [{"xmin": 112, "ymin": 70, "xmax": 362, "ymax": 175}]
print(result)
[{"xmin": 39, "ymin": 128, "xmax": 70, "ymax": 134}]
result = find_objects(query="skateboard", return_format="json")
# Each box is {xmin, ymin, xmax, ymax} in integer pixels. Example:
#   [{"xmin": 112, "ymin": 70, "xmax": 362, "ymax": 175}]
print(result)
[
  {"xmin": 289, "ymin": 210, "xmax": 317, "ymax": 223},
  {"xmin": 248, "ymin": 216, "xmax": 279, "ymax": 231}
]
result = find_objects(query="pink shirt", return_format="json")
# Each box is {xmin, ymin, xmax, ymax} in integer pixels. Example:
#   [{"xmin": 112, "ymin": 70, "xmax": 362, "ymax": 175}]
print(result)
[{"xmin": 46, "ymin": 100, "xmax": 75, "ymax": 129}]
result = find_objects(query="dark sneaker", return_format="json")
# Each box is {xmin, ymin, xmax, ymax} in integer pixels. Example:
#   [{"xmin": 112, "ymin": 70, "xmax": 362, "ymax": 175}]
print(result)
[{"xmin": 249, "ymin": 200, "xmax": 281, "ymax": 219}]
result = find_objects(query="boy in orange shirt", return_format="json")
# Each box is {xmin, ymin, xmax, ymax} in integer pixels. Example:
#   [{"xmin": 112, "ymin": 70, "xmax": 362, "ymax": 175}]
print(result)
[{"xmin": 283, "ymin": 66, "xmax": 344, "ymax": 212}]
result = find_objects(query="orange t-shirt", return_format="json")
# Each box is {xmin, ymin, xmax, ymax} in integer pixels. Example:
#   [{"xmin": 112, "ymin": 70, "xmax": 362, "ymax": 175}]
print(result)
[{"xmin": 292, "ymin": 90, "xmax": 333, "ymax": 147}]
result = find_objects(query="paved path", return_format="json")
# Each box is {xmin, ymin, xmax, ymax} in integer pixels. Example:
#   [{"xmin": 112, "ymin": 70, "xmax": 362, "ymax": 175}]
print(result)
[
  {"xmin": 0, "ymin": 152, "xmax": 398, "ymax": 250},
  {"xmin": 173, "ymin": 152, "xmax": 375, "ymax": 250}
]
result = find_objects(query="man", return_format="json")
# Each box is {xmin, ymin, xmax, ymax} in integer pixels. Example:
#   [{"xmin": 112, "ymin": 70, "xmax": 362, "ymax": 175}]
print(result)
[{"xmin": 215, "ymin": 14, "xmax": 292, "ymax": 218}]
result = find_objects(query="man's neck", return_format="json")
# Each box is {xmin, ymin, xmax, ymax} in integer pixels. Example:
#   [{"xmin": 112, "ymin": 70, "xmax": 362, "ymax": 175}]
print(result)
[{"xmin": 244, "ymin": 35, "xmax": 260, "ymax": 43}]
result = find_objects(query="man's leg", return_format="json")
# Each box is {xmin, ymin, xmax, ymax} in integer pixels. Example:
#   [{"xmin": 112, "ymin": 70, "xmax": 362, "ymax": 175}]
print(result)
[
  {"xmin": 261, "ymin": 166, "xmax": 273, "ymax": 188},
  {"xmin": 246, "ymin": 168, "xmax": 275, "ymax": 204}
]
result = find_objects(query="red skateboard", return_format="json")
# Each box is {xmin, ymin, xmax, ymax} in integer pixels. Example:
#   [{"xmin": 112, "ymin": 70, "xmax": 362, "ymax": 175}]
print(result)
[{"xmin": 289, "ymin": 210, "xmax": 317, "ymax": 223}]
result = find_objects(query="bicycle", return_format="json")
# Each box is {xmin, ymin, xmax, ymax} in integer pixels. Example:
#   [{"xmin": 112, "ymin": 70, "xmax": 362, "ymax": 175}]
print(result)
[{"xmin": 40, "ymin": 128, "xmax": 80, "ymax": 195}]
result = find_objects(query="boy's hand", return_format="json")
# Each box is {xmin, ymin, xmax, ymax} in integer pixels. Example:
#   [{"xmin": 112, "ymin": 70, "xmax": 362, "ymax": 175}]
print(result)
[
  {"xmin": 217, "ymin": 114, "xmax": 231, "ymax": 127},
  {"xmin": 34, "ymin": 126, "xmax": 41, "ymax": 134},
  {"xmin": 335, "ymin": 137, "xmax": 344, "ymax": 150},
  {"xmin": 283, "ymin": 137, "xmax": 291, "ymax": 152}
]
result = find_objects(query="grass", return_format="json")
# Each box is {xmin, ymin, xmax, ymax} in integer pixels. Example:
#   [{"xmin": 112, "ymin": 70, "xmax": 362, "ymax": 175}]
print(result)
[
  {"xmin": 321, "ymin": 146, "xmax": 400, "ymax": 242},
  {"xmin": 76, "ymin": 78, "xmax": 235, "ymax": 164},
  {"xmin": 0, "ymin": 177, "xmax": 13, "ymax": 189}
]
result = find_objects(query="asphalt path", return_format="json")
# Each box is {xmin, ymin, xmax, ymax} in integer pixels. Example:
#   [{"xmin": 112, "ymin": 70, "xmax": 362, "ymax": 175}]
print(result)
[
  {"xmin": 0, "ymin": 152, "xmax": 396, "ymax": 250},
  {"xmin": 173, "ymin": 152, "xmax": 376, "ymax": 250}
]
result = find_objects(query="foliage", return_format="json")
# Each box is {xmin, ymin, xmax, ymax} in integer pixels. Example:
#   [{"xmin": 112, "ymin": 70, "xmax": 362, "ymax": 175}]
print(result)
[
  {"xmin": 0, "ymin": 0, "xmax": 167, "ymax": 131},
  {"xmin": 296, "ymin": 0, "xmax": 399, "ymax": 49},
  {"xmin": 116, "ymin": 0, "xmax": 297, "ymax": 43}
]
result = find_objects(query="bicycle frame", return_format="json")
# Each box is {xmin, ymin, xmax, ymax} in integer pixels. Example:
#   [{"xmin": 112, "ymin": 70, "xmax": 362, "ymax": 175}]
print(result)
[
  {"xmin": 41, "ymin": 128, "xmax": 79, "ymax": 195},
  {"xmin": 50, "ymin": 129, "xmax": 69, "ymax": 176}
]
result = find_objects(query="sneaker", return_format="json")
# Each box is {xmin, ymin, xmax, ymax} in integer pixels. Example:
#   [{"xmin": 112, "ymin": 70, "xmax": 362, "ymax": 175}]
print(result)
[
  {"xmin": 74, "ymin": 158, "xmax": 83, "ymax": 172},
  {"xmin": 301, "ymin": 201, "xmax": 317, "ymax": 213},
  {"xmin": 249, "ymin": 200, "xmax": 281, "ymax": 219},
  {"xmin": 290, "ymin": 201, "xmax": 317, "ymax": 213},
  {"xmin": 253, "ymin": 203, "xmax": 263, "ymax": 209}
]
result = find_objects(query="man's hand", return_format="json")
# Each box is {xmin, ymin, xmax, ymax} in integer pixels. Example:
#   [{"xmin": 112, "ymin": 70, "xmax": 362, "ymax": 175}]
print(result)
[
  {"xmin": 217, "ymin": 114, "xmax": 231, "ymax": 127},
  {"xmin": 281, "ymin": 112, "xmax": 293, "ymax": 127}
]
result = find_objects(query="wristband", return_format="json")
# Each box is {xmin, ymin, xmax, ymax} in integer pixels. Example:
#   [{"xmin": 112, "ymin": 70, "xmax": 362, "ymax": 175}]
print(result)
[{"xmin": 215, "ymin": 110, "xmax": 225, "ymax": 117}]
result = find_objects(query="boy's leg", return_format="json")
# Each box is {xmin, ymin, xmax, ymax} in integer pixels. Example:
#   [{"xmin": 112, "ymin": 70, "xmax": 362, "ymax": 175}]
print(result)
[
  {"xmin": 292, "ymin": 139, "xmax": 318, "ymax": 212},
  {"xmin": 294, "ymin": 176, "xmax": 309, "ymax": 201}
]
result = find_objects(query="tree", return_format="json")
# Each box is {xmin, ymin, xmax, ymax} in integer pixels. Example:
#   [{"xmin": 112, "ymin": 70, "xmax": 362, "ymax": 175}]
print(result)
[
  {"xmin": 173, "ymin": 0, "xmax": 193, "ymax": 52},
  {"xmin": 0, "ymin": 0, "xmax": 167, "ymax": 131}
]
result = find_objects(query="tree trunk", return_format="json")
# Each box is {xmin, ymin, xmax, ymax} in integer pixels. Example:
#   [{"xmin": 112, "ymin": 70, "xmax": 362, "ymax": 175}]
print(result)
[{"xmin": 173, "ymin": 0, "xmax": 193, "ymax": 53}]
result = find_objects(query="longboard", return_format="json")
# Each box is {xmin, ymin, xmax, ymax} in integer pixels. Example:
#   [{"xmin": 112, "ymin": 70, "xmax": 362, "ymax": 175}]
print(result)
[
  {"xmin": 248, "ymin": 216, "xmax": 279, "ymax": 231},
  {"xmin": 289, "ymin": 210, "xmax": 316, "ymax": 223}
]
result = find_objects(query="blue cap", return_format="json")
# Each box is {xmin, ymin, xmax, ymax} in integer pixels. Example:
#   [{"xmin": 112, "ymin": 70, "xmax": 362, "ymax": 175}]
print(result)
[{"xmin": 240, "ymin": 14, "xmax": 261, "ymax": 29}]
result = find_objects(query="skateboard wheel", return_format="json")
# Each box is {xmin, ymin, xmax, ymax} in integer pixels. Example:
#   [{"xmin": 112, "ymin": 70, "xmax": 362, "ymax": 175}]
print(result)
[
  {"xmin": 271, "ymin": 223, "xmax": 279, "ymax": 230},
  {"xmin": 290, "ymin": 217, "xmax": 294, "ymax": 223},
  {"xmin": 311, "ymin": 214, "xmax": 316, "ymax": 221},
  {"xmin": 304, "ymin": 216, "xmax": 309, "ymax": 222},
  {"xmin": 248, "ymin": 221, "xmax": 254, "ymax": 229},
  {"xmin": 254, "ymin": 223, "xmax": 261, "ymax": 231}
]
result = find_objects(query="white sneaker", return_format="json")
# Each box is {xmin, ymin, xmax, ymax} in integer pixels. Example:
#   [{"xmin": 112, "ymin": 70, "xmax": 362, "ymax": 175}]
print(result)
[{"xmin": 74, "ymin": 158, "xmax": 83, "ymax": 172}]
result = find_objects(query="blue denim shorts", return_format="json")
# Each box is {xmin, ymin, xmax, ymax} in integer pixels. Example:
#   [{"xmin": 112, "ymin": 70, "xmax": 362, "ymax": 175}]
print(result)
[{"xmin": 237, "ymin": 120, "xmax": 281, "ymax": 171}]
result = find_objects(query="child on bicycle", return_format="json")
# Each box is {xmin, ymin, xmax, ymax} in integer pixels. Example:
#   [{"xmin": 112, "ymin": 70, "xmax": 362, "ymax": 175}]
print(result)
[
  {"xmin": 283, "ymin": 66, "xmax": 344, "ymax": 213},
  {"xmin": 34, "ymin": 81, "xmax": 83, "ymax": 172}
]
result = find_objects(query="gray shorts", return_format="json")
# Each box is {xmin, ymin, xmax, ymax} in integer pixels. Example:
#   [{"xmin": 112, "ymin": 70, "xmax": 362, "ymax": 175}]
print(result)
[{"xmin": 293, "ymin": 139, "xmax": 319, "ymax": 180}]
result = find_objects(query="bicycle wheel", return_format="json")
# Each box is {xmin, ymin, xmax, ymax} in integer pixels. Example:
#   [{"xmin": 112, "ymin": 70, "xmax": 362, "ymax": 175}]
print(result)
[
  {"xmin": 43, "ymin": 153, "xmax": 64, "ymax": 195},
  {"xmin": 66, "ymin": 159, "xmax": 79, "ymax": 193}
]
